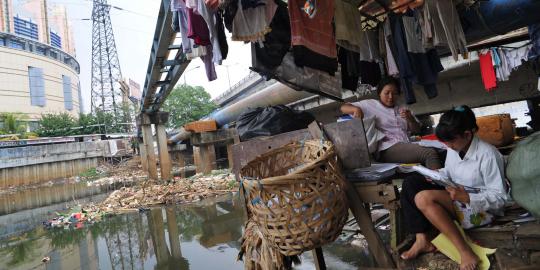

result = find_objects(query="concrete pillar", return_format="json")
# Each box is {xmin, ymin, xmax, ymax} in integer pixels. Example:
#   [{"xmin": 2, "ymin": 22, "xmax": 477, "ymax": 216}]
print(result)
[
  {"xmin": 156, "ymin": 124, "xmax": 172, "ymax": 181},
  {"xmin": 141, "ymin": 123, "xmax": 158, "ymax": 180},
  {"xmin": 193, "ymin": 146, "xmax": 202, "ymax": 174}
]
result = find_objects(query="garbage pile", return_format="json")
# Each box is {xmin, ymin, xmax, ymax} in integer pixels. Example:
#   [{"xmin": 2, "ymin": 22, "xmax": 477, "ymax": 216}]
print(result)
[
  {"xmin": 42, "ymin": 204, "xmax": 108, "ymax": 229},
  {"xmin": 43, "ymin": 170, "xmax": 238, "ymax": 230},
  {"xmin": 100, "ymin": 171, "xmax": 238, "ymax": 211}
]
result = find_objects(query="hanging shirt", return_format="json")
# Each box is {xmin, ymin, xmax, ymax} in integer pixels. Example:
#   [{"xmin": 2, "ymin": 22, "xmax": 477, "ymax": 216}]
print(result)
[
  {"xmin": 232, "ymin": 0, "xmax": 277, "ymax": 42},
  {"xmin": 479, "ymin": 50, "xmax": 497, "ymax": 91},
  {"xmin": 350, "ymin": 99, "xmax": 410, "ymax": 152},
  {"xmin": 289, "ymin": 0, "xmax": 336, "ymax": 59},
  {"xmin": 335, "ymin": 0, "xmax": 379, "ymax": 61},
  {"xmin": 439, "ymin": 136, "xmax": 508, "ymax": 215},
  {"xmin": 187, "ymin": 8, "xmax": 211, "ymax": 46}
]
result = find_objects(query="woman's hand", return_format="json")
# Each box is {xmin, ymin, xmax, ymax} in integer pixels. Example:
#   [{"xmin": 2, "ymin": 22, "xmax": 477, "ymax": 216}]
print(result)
[
  {"xmin": 352, "ymin": 107, "xmax": 362, "ymax": 118},
  {"xmin": 399, "ymin": 108, "xmax": 413, "ymax": 120},
  {"xmin": 446, "ymin": 185, "xmax": 470, "ymax": 204}
]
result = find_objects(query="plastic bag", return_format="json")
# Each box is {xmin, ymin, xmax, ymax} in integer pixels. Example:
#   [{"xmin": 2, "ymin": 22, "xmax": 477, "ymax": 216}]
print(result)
[
  {"xmin": 236, "ymin": 105, "xmax": 315, "ymax": 141},
  {"xmin": 506, "ymin": 132, "xmax": 540, "ymax": 217}
]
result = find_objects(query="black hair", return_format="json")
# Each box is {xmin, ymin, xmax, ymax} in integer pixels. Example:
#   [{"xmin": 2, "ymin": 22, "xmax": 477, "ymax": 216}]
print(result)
[
  {"xmin": 435, "ymin": 105, "xmax": 478, "ymax": 142},
  {"xmin": 376, "ymin": 77, "xmax": 401, "ymax": 96}
]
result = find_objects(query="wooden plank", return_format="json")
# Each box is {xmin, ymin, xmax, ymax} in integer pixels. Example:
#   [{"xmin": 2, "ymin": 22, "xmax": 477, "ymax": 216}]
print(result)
[
  {"xmin": 226, "ymin": 143, "xmax": 234, "ymax": 169},
  {"xmin": 311, "ymin": 247, "xmax": 326, "ymax": 270},
  {"xmin": 322, "ymin": 119, "xmax": 371, "ymax": 169},
  {"xmin": 156, "ymin": 124, "xmax": 172, "ymax": 181},
  {"xmin": 496, "ymin": 249, "xmax": 533, "ymax": 270},
  {"xmin": 139, "ymin": 138, "xmax": 149, "ymax": 172},
  {"xmin": 176, "ymin": 152, "xmax": 186, "ymax": 178},
  {"xmin": 184, "ymin": 120, "xmax": 217, "ymax": 132},
  {"xmin": 354, "ymin": 183, "xmax": 398, "ymax": 205}
]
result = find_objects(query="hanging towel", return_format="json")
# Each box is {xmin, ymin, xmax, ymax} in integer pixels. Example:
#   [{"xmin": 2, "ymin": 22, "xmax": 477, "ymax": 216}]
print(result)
[{"xmin": 479, "ymin": 50, "xmax": 497, "ymax": 91}]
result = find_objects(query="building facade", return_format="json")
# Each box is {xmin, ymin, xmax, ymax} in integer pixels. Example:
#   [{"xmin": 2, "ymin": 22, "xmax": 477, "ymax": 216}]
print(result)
[{"xmin": 0, "ymin": 0, "xmax": 80, "ymax": 130}]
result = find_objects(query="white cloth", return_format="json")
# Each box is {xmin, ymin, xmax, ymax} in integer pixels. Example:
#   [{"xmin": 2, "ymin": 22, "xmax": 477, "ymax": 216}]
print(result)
[
  {"xmin": 439, "ymin": 136, "xmax": 508, "ymax": 215},
  {"xmin": 362, "ymin": 116, "xmax": 386, "ymax": 154},
  {"xmin": 351, "ymin": 99, "xmax": 409, "ymax": 152}
]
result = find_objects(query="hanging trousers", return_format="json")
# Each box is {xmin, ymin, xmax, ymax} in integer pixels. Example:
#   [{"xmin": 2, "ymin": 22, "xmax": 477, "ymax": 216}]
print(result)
[{"xmin": 400, "ymin": 173, "xmax": 446, "ymax": 234}]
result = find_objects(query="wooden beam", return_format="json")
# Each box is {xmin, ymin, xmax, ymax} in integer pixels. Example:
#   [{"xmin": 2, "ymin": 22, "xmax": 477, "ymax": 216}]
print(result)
[
  {"xmin": 139, "ymin": 138, "xmax": 148, "ymax": 172},
  {"xmin": 190, "ymin": 128, "xmax": 236, "ymax": 146},
  {"xmin": 156, "ymin": 124, "xmax": 172, "ymax": 181},
  {"xmin": 176, "ymin": 152, "xmax": 186, "ymax": 178},
  {"xmin": 198, "ymin": 144, "xmax": 216, "ymax": 174},
  {"xmin": 226, "ymin": 143, "xmax": 234, "ymax": 169}
]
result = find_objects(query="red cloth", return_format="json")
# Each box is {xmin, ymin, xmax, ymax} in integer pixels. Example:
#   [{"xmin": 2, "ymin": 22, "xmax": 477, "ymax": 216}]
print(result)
[
  {"xmin": 479, "ymin": 51, "xmax": 497, "ymax": 91},
  {"xmin": 187, "ymin": 8, "xmax": 211, "ymax": 46},
  {"xmin": 288, "ymin": 0, "xmax": 337, "ymax": 58}
]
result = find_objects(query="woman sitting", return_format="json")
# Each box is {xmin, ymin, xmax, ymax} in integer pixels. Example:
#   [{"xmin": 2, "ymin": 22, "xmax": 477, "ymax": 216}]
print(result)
[
  {"xmin": 400, "ymin": 105, "xmax": 508, "ymax": 270},
  {"xmin": 340, "ymin": 77, "xmax": 441, "ymax": 169}
]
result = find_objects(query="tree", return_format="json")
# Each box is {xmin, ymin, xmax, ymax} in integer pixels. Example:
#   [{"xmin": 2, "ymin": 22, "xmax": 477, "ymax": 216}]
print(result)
[
  {"xmin": 0, "ymin": 113, "xmax": 27, "ymax": 135},
  {"xmin": 162, "ymin": 85, "xmax": 217, "ymax": 129},
  {"xmin": 36, "ymin": 112, "xmax": 76, "ymax": 137}
]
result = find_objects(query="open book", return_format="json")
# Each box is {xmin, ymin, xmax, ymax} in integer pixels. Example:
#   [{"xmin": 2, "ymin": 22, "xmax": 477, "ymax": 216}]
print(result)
[{"xmin": 399, "ymin": 164, "xmax": 481, "ymax": 193}]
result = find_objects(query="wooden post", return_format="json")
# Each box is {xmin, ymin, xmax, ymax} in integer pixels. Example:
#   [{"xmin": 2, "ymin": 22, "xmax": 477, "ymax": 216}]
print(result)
[
  {"xmin": 198, "ymin": 144, "xmax": 216, "ymax": 174},
  {"xmin": 311, "ymin": 247, "xmax": 326, "ymax": 270},
  {"xmin": 156, "ymin": 124, "xmax": 172, "ymax": 181},
  {"xmin": 142, "ymin": 123, "xmax": 158, "ymax": 180},
  {"xmin": 226, "ymin": 143, "xmax": 234, "ymax": 169},
  {"xmin": 176, "ymin": 152, "xmax": 186, "ymax": 178},
  {"xmin": 193, "ymin": 146, "xmax": 202, "ymax": 174},
  {"xmin": 139, "ymin": 138, "xmax": 148, "ymax": 172}
]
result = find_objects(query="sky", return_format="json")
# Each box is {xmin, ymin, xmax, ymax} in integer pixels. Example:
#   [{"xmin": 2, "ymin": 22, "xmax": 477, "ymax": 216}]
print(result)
[{"xmin": 47, "ymin": 0, "xmax": 252, "ymax": 113}]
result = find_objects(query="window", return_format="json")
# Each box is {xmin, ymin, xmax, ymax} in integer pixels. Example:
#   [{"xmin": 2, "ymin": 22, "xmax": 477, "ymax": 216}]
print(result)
[
  {"xmin": 0, "ymin": 38, "xmax": 5, "ymax": 46},
  {"xmin": 28, "ymin": 121, "xmax": 40, "ymax": 132},
  {"xmin": 28, "ymin": 67, "xmax": 46, "ymax": 107},
  {"xmin": 63, "ymin": 75, "xmax": 73, "ymax": 110},
  {"xmin": 8, "ymin": 40, "xmax": 24, "ymax": 49},
  {"xmin": 49, "ymin": 51, "xmax": 57, "ymax": 59},
  {"xmin": 36, "ymin": 46, "xmax": 46, "ymax": 55}
]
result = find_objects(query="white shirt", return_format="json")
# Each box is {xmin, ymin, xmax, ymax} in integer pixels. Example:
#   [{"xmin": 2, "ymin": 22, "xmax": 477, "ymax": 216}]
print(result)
[
  {"xmin": 351, "ymin": 99, "xmax": 409, "ymax": 152},
  {"xmin": 440, "ymin": 136, "xmax": 508, "ymax": 215}
]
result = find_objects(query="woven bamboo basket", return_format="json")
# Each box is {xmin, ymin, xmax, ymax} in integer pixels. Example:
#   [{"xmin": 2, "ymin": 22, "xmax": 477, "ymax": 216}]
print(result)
[{"xmin": 240, "ymin": 140, "xmax": 348, "ymax": 256}]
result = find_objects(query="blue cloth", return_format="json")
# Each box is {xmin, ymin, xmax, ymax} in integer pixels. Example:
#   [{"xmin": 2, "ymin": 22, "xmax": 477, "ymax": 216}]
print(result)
[{"xmin": 389, "ymin": 13, "xmax": 444, "ymax": 104}]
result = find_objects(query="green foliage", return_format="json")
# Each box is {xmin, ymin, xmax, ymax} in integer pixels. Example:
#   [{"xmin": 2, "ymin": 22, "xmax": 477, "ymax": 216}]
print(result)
[
  {"xmin": 162, "ymin": 85, "xmax": 217, "ymax": 129},
  {"xmin": 35, "ymin": 102, "xmax": 136, "ymax": 137},
  {"xmin": 78, "ymin": 167, "xmax": 101, "ymax": 180},
  {"xmin": 35, "ymin": 112, "xmax": 76, "ymax": 137},
  {"xmin": 0, "ymin": 113, "xmax": 27, "ymax": 134}
]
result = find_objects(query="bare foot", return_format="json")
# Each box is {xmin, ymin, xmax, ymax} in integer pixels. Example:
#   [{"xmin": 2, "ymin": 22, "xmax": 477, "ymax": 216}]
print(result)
[
  {"xmin": 459, "ymin": 249, "xmax": 479, "ymax": 270},
  {"xmin": 400, "ymin": 235, "xmax": 436, "ymax": 260}
]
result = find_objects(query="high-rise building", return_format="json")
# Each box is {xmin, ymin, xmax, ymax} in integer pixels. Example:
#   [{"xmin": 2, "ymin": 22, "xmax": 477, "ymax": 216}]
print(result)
[{"xmin": 0, "ymin": 0, "xmax": 81, "ymax": 130}]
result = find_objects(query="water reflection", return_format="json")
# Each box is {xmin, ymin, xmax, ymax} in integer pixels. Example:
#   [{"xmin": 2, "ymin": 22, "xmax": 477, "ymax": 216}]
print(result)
[
  {"xmin": 0, "ymin": 195, "xmax": 246, "ymax": 270},
  {"xmin": 0, "ymin": 194, "xmax": 376, "ymax": 270}
]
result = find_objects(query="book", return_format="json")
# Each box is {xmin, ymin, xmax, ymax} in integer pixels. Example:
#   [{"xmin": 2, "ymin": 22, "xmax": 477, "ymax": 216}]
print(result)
[{"xmin": 399, "ymin": 164, "xmax": 481, "ymax": 193}]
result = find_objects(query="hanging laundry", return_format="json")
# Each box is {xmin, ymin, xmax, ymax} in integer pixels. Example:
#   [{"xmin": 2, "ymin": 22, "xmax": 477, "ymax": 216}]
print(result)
[
  {"xmin": 252, "ymin": 0, "xmax": 291, "ymax": 71},
  {"xmin": 188, "ymin": 8, "xmax": 211, "ymax": 46},
  {"xmin": 222, "ymin": 0, "xmax": 237, "ymax": 32},
  {"xmin": 216, "ymin": 11, "xmax": 229, "ymax": 60},
  {"xmin": 382, "ymin": 19, "xmax": 399, "ymax": 76},
  {"xmin": 232, "ymin": 0, "xmax": 277, "ymax": 43},
  {"xmin": 359, "ymin": 61, "xmax": 382, "ymax": 87},
  {"xmin": 334, "ymin": 0, "xmax": 361, "ymax": 52},
  {"xmin": 529, "ymin": 23, "xmax": 540, "ymax": 60},
  {"xmin": 389, "ymin": 13, "xmax": 443, "ymax": 104},
  {"xmin": 479, "ymin": 50, "xmax": 497, "ymax": 91},
  {"xmin": 494, "ymin": 48, "xmax": 510, "ymax": 82},
  {"xmin": 338, "ymin": 48, "xmax": 361, "ymax": 91},
  {"xmin": 241, "ymin": 0, "xmax": 265, "ymax": 9},
  {"xmin": 197, "ymin": 0, "xmax": 223, "ymax": 64},
  {"xmin": 204, "ymin": 0, "xmax": 220, "ymax": 10},
  {"xmin": 503, "ymin": 45, "xmax": 531, "ymax": 71},
  {"xmin": 289, "ymin": 0, "xmax": 338, "ymax": 74},
  {"xmin": 421, "ymin": 0, "xmax": 467, "ymax": 61},
  {"xmin": 402, "ymin": 14, "xmax": 425, "ymax": 54}
]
